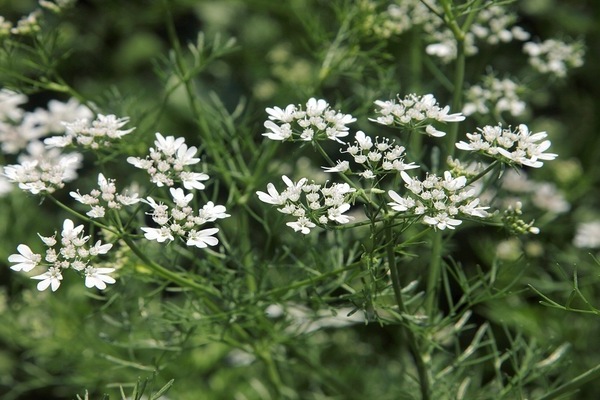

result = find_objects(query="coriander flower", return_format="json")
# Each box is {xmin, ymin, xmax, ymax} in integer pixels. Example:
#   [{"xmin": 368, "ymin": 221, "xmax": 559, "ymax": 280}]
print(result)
[
  {"xmin": 8, "ymin": 218, "xmax": 115, "ymax": 292},
  {"xmin": 140, "ymin": 188, "xmax": 228, "ymax": 248},
  {"xmin": 257, "ymin": 176, "xmax": 355, "ymax": 234},
  {"xmin": 31, "ymin": 267, "xmax": 63, "ymax": 292},
  {"xmin": 8, "ymin": 244, "xmax": 41, "ymax": 272},
  {"xmin": 70, "ymin": 173, "xmax": 140, "ymax": 218},
  {"xmin": 371, "ymin": 93, "xmax": 464, "ymax": 137},
  {"xmin": 84, "ymin": 267, "xmax": 116, "ymax": 290},
  {"xmin": 573, "ymin": 221, "xmax": 600, "ymax": 249},
  {"xmin": 387, "ymin": 171, "xmax": 489, "ymax": 230},
  {"xmin": 46, "ymin": 114, "xmax": 134, "ymax": 149},
  {"xmin": 262, "ymin": 98, "xmax": 356, "ymax": 143},
  {"xmin": 462, "ymin": 75, "xmax": 526, "ymax": 117},
  {"xmin": 3, "ymin": 141, "xmax": 83, "ymax": 194},
  {"xmin": 523, "ymin": 39, "xmax": 585, "ymax": 78},
  {"xmin": 324, "ymin": 131, "xmax": 419, "ymax": 178},
  {"xmin": 128, "ymin": 132, "xmax": 206, "ymax": 188},
  {"xmin": 456, "ymin": 124, "xmax": 557, "ymax": 168}
]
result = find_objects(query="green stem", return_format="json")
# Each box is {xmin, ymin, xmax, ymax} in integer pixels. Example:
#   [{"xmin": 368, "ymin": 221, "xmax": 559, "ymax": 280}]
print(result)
[
  {"xmin": 445, "ymin": 39, "xmax": 465, "ymax": 161},
  {"xmin": 47, "ymin": 195, "xmax": 119, "ymax": 235},
  {"xmin": 425, "ymin": 231, "xmax": 442, "ymax": 318},
  {"xmin": 386, "ymin": 226, "xmax": 431, "ymax": 400},
  {"xmin": 120, "ymin": 235, "xmax": 220, "ymax": 297}
]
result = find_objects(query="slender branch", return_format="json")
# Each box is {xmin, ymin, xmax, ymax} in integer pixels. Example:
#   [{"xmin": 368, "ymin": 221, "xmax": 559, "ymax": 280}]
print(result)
[{"xmin": 386, "ymin": 226, "xmax": 431, "ymax": 400}]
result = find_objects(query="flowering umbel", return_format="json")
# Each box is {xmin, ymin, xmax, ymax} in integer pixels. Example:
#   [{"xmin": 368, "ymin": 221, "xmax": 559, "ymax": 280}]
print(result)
[
  {"xmin": 262, "ymin": 98, "xmax": 356, "ymax": 143},
  {"xmin": 8, "ymin": 219, "xmax": 114, "ymax": 291},
  {"xmin": 140, "ymin": 187, "xmax": 229, "ymax": 248},
  {"xmin": 370, "ymin": 93, "xmax": 465, "ymax": 137},
  {"xmin": 257, "ymin": 175, "xmax": 356, "ymax": 234}
]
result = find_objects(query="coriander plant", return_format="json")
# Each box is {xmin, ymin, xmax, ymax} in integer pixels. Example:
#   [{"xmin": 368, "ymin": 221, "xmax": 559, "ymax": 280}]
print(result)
[{"xmin": 1, "ymin": 1, "xmax": 599, "ymax": 399}]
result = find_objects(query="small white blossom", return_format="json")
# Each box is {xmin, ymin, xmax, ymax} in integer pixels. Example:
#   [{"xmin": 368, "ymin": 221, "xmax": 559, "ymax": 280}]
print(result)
[
  {"xmin": 186, "ymin": 228, "xmax": 219, "ymax": 248},
  {"xmin": 31, "ymin": 267, "xmax": 63, "ymax": 292},
  {"xmin": 8, "ymin": 244, "xmax": 41, "ymax": 272},
  {"xmin": 573, "ymin": 221, "xmax": 600, "ymax": 249},
  {"xmin": 84, "ymin": 267, "xmax": 116, "ymax": 290}
]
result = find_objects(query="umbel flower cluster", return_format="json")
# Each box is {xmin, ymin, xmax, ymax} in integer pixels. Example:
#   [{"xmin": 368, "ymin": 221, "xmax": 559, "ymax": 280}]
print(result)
[
  {"xmin": 45, "ymin": 114, "xmax": 135, "ymax": 149},
  {"xmin": 324, "ymin": 131, "xmax": 419, "ymax": 179},
  {"xmin": 258, "ymin": 94, "xmax": 558, "ymax": 234},
  {"xmin": 127, "ymin": 132, "xmax": 209, "ymax": 190},
  {"xmin": 8, "ymin": 219, "xmax": 114, "ymax": 292},
  {"xmin": 456, "ymin": 124, "xmax": 557, "ymax": 168},
  {"xmin": 257, "ymin": 176, "xmax": 355, "ymax": 234},
  {"xmin": 263, "ymin": 97, "xmax": 356, "ymax": 143},
  {"xmin": 3, "ymin": 141, "xmax": 82, "ymax": 194},
  {"xmin": 462, "ymin": 75, "xmax": 526, "ymax": 117},
  {"xmin": 140, "ymin": 187, "xmax": 230, "ymax": 248},
  {"xmin": 370, "ymin": 93, "xmax": 465, "ymax": 137},
  {"xmin": 70, "ymin": 173, "xmax": 140, "ymax": 218},
  {"xmin": 388, "ymin": 171, "xmax": 489, "ymax": 230}
]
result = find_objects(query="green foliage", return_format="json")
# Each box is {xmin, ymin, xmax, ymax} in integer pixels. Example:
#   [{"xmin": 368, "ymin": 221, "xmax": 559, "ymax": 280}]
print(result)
[{"xmin": 1, "ymin": 0, "xmax": 600, "ymax": 399}]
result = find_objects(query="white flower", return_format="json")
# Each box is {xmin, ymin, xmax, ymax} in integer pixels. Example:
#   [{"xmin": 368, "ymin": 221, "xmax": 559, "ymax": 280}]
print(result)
[
  {"xmin": 154, "ymin": 132, "xmax": 185, "ymax": 156},
  {"xmin": 199, "ymin": 201, "xmax": 230, "ymax": 221},
  {"xmin": 257, "ymin": 182, "xmax": 286, "ymax": 205},
  {"xmin": 8, "ymin": 244, "xmax": 41, "ymax": 272},
  {"xmin": 186, "ymin": 228, "xmax": 219, "ymax": 248},
  {"xmin": 286, "ymin": 217, "xmax": 316, "ymax": 234},
  {"xmin": 0, "ymin": 88, "xmax": 27, "ymax": 121},
  {"xmin": 387, "ymin": 190, "xmax": 414, "ymax": 212},
  {"xmin": 175, "ymin": 144, "xmax": 200, "ymax": 167},
  {"xmin": 180, "ymin": 171, "xmax": 209, "ymax": 190},
  {"xmin": 322, "ymin": 160, "xmax": 350, "ymax": 173},
  {"xmin": 425, "ymin": 125, "xmax": 447, "ymax": 137},
  {"xmin": 170, "ymin": 187, "xmax": 194, "ymax": 207},
  {"xmin": 266, "ymin": 104, "xmax": 297, "ymax": 122},
  {"xmin": 84, "ymin": 266, "xmax": 116, "ymax": 290},
  {"xmin": 31, "ymin": 267, "xmax": 63, "ymax": 292},
  {"xmin": 327, "ymin": 203, "xmax": 353, "ymax": 224},
  {"xmin": 263, "ymin": 120, "xmax": 292, "ymax": 140},
  {"xmin": 141, "ymin": 226, "xmax": 174, "ymax": 243},
  {"xmin": 89, "ymin": 240, "xmax": 113, "ymax": 256},
  {"xmin": 573, "ymin": 221, "xmax": 600, "ymax": 249},
  {"xmin": 423, "ymin": 213, "xmax": 462, "ymax": 230}
]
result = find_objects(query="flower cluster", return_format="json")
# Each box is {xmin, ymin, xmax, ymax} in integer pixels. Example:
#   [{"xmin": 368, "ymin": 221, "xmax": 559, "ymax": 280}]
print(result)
[
  {"xmin": 323, "ymin": 131, "xmax": 419, "ymax": 179},
  {"xmin": 370, "ymin": 93, "xmax": 465, "ymax": 137},
  {"xmin": 462, "ymin": 76, "xmax": 526, "ymax": 117},
  {"xmin": 140, "ymin": 187, "xmax": 229, "ymax": 248},
  {"xmin": 0, "ymin": 90, "xmax": 92, "ymax": 154},
  {"xmin": 8, "ymin": 219, "xmax": 115, "ymax": 291},
  {"xmin": 256, "ymin": 175, "xmax": 355, "ymax": 234},
  {"xmin": 3, "ymin": 141, "xmax": 82, "ymax": 194},
  {"xmin": 455, "ymin": 124, "xmax": 557, "ymax": 168},
  {"xmin": 45, "ymin": 114, "xmax": 134, "ymax": 149},
  {"xmin": 423, "ymin": 5, "xmax": 529, "ymax": 63},
  {"xmin": 523, "ymin": 39, "xmax": 585, "ymax": 78},
  {"xmin": 573, "ymin": 221, "xmax": 600, "ymax": 249},
  {"xmin": 262, "ymin": 98, "xmax": 356, "ymax": 143},
  {"xmin": 127, "ymin": 132, "xmax": 208, "ymax": 189},
  {"xmin": 70, "ymin": 173, "xmax": 140, "ymax": 218},
  {"xmin": 388, "ymin": 171, "xmax": 489, "ymax": 230},
  {"xmin": 370, "ymin": 0, "xmax": 434, "ymax": 38}
]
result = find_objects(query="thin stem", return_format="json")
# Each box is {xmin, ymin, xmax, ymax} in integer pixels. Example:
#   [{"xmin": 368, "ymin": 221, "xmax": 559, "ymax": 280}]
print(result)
[
  {"xmin": 445, "ymin": 39, "xmax": 465, "ymax": 160},
  {"xmin": 120, "ymin": 235, "xmax": 220, "ymax": 297},
  {"xmin": 386, "ymin": 226, "xmax": 431, "ymax": 400},
  {"xmin": 425, "ymin": 231, "xmax": 442, "ymax": 318},
  {"xmin": 47, "ymin": 195, "xmax": 119, "ymax": 235}
]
